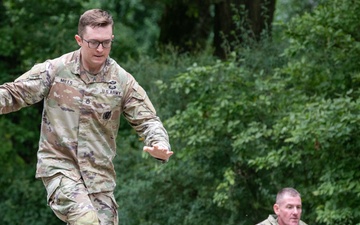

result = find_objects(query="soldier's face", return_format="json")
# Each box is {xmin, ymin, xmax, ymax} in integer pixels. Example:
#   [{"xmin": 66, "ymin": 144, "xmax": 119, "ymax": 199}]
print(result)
[
  {"xmin": 75, "ymin": 25, "xmax": 114, "ymax": 72},
  {"xmin": 273, "ymin": 194, "xmax": 302, "ymax": 225}
]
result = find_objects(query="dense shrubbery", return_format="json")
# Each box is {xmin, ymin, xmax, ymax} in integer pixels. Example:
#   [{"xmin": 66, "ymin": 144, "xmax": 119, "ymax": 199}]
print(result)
[
  {"xmin": 128, "ymin": 1, "xmax": 360, "ymax": 224},
  {"xmin": 1, "ymin": 0, "xmax": 359, "ymax": 225}
]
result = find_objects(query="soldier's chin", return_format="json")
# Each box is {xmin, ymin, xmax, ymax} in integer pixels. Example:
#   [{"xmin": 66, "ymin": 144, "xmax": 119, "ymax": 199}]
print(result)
[{"xmin": 92, "ymin": 58, "xmax": 105, "ymax": 65}]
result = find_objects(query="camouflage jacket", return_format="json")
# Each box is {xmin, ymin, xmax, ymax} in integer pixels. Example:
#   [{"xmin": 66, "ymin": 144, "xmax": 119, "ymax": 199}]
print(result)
[
  {"xmin": 256, "ymin": 214, "xmax": 308, "ymax": 225},
  {"xmin": 0, "ymin": 49, "xmax": 170, "ymax": 193}
]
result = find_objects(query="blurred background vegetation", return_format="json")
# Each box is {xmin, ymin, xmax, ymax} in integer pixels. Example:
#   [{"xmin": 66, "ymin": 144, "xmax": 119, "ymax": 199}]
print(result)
[{"xmin": 1, "ymin": 0, "xmax": 359, "ymax": 224}]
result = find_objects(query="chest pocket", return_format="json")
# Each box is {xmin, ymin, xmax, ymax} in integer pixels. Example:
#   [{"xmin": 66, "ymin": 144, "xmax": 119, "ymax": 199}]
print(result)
[
  {"xmin": 47, "ymin": 76, "xmax": 84, "ymax": 110},
  {"xmin": 88, "ymin": 82, "xmax": 123, "ymax": 123}
]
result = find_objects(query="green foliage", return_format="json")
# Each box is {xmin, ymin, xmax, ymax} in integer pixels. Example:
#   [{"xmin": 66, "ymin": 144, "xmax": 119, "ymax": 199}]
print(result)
[
  {"xmin": 282, "ymin": 0, "xmax": 360, "ymax": 97},
  {"xmin": 278, "ymin": 3, "xmax": 360, "ymax": 221},
  {"xmin": 1, "ymin": 0, "xmax": 83, "ymax": 72},
  {"xmin": 121, "ymin": 47, "xmax": 215, "ymax": 119},
  {"xmin": 1, "ymin": 0, "xmax": 360, "ymax": 224},
  {"xmin": 114, "ymin": 50, "xmax": 219, "ymax": 225},
  {"xmin": 0, "ymin": 170, "xmax": 62, "ymax": 225},
  {"xmin": 275, "ymin": 0, "xmax": 324, "ymax": 22},
  {"xmin": 144, "ymin": 1, "xmax": 359, "ymax": 224},
  {"xmin": 161, "ymin": 54, "xmax": 286, "ymax": 224},
  {"xmin": 96, "ymin": 0, "xmax": 164, "ymax": 61}
]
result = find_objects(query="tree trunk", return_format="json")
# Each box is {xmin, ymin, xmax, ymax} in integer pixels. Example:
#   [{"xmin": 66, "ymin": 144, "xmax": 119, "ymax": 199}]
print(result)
[
  {"xmin": 158, "ymin": 0, "xmax": 212, "ymax": 53},
  {"xmin": 214, "ymin": 0, "xmax": 276, "ymax": 59},
  {"xmin": 158, "ymin": 0, "xmax": 276, "ymax": 58}
]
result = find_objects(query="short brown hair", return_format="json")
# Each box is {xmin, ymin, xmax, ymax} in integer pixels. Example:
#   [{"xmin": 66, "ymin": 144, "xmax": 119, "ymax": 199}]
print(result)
[{"xmin": 78, "ymin": 9, "xmax": 113, "ymax": 37}]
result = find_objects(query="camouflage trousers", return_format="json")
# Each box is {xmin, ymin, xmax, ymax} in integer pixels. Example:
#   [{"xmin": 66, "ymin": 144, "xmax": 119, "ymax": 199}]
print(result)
[{"xmin": 42, "ymin": 174, "xmax": 119, "ymax": 225}]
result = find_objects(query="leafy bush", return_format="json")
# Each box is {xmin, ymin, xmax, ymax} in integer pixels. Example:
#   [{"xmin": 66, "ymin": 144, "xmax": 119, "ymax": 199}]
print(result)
[
  {"xmin": 1, "ymin": 0, "xmax": 360, "ymax": 225},
  {"xmin": 141, "ymin": 1, "xmax": 360, "ymax": 224}
]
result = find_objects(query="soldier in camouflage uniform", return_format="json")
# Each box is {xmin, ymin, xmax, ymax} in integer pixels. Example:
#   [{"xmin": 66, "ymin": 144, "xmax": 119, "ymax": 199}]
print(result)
[
  {"xmin": 256, "ymin": 188, "xmax": 308, "ymax": 225},
  {"xmin": 0, "ymin": 9, "xmax": 173, "ymax": 225}
]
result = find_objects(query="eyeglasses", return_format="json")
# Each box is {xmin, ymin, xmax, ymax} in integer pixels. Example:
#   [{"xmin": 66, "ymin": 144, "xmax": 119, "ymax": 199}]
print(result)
[{"xmin": 82, "ymin": 38, "xmax": 113, "ymax": 49}]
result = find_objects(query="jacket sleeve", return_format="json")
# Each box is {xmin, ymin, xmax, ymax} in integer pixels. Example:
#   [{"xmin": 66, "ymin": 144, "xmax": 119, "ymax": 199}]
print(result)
[
  {"xmin": 122, "ymin": 73, "xmax": 171, "ymax": 150},
  {"xmin": 0, "ymin": 62, "xmax": 51, "ymax": 114}
]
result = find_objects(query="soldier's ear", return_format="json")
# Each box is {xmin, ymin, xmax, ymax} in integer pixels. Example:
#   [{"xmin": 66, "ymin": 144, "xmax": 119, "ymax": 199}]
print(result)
[
  {"xmin": 273, "ymin": 204, "xmax": 280, "ymax": 215},
  {"xmin": 75, "ymin": 35, "xmax": 82, "ymax": 46}
]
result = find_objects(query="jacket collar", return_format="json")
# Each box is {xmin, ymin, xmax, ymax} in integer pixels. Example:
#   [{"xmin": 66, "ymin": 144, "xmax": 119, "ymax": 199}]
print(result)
[{"xmin": 68, "ymin": 49, "xmax": 113, "ymax": 83}]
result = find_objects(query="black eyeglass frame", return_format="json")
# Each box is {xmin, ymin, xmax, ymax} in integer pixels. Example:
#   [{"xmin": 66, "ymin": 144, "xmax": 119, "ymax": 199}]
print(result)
[{"xmin": 81, "ymin": 37, "xmax": 113, "ymax": 49}]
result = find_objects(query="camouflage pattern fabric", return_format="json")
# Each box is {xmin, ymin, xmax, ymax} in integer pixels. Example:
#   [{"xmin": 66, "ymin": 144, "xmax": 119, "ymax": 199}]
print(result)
[
  {"xmin": 256, "ymin": 214, "xmax": 308, "ymax": 225},
  {"xmin": 42, "ymin": 174, "xmax": 118, "ymax": 225},
  {"xmin": 0, "ymin": 49, "xmax": 171, "ymax": 194}
]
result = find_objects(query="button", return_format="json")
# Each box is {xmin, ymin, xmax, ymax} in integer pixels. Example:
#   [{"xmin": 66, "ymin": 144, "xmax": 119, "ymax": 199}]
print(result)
[{"xmin": 103, "ymin": 111, "xmax": 112, "ymax": 120}]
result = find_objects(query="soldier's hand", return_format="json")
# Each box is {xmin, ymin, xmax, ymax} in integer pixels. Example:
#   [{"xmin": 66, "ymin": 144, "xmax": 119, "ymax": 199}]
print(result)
[{"xmin": 143, "ymin": 144, "xmax": 173, "ymax": 163}]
